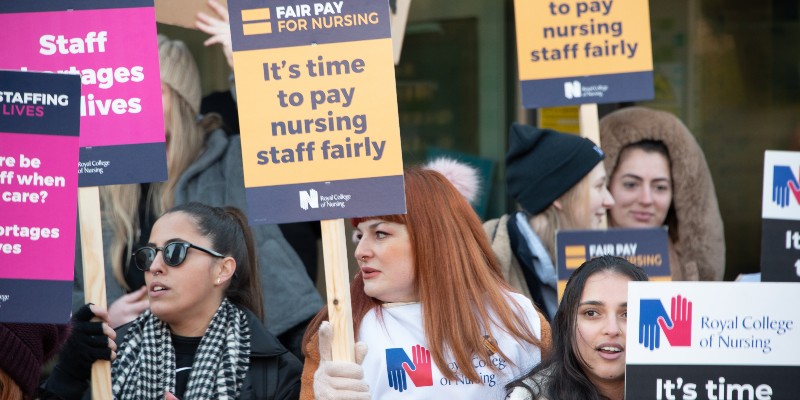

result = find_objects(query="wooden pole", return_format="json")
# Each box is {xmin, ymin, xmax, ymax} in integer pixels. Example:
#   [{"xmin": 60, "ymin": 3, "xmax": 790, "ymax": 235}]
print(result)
[
  {"xmin": 579, "ymin": 103, "xmax": 600, "ymax": 145},
  {"xmin": 320, "ymin": 219, "xmax": 355, "ymax": 362},
  {"xmin": 78, "ymin": 186, "xmax": 112, "ymax": 399},
  {"xmin": 579, "ymin": 102, "xmax": 606, "ymax": 228}
]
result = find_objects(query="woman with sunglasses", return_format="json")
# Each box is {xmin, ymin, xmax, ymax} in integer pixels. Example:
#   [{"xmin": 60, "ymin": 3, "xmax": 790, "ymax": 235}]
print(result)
[
  {"xmin": 43, "ymin": 202, "xmax": 302, "ymax": 399},
  {"xmin": 72, "ymin": 34, "xmax": 322, "ymax": 361}
]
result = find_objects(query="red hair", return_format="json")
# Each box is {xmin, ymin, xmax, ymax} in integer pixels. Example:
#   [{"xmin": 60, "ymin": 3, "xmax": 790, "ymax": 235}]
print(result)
[{"xmin": 305, "ymin": 166, "xmax": 542, "ymax": 382}]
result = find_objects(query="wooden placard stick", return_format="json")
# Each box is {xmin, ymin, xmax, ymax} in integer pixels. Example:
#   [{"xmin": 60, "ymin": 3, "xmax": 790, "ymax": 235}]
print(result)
[
  {"xmin": 78, "ymin": 186, "xmax": 112, "ymax": 399},
  {"xmin": 579, "ymin": 103, "xmax": 600, "ymax": 145},
  {"xmin": 320, "ymin": 219, "xmax": 355, "ymax": 362},
  {"xmin": 579, "ymin": 103, "xmax": 606, "ymax": 228}
]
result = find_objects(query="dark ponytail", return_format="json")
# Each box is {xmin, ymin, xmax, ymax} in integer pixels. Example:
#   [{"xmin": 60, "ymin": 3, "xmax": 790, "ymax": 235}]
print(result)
[{"xmin": 168, "ymin": 202, "xmax": 264, "ymax": 320}]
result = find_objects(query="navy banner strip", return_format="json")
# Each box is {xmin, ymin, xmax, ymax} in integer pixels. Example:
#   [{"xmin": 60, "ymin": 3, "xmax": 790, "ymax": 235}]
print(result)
[
  {"xmin": 626, "ymin": 364, "xmax": 800, "ymax": 400},
  {"xmin": 245, "ymin": 175, "xmax": 406, "ymax": 224},
  {"xmin": 0, "ymin": 0, "xmax": 153, "ymax": 13},
  {"xmin": 520, "ymin": 71, "xmax": 654, "ymax": 108},
  {"xmin": 0, "ymin": 70, "xmax": 81, "ymax": 137},
  {"xmin": 0, "ymin": 279, "xmax": 73, "ymax": 323},
  {"xmin": 761, "ymin": 218, "xmax": 800, "ymax": 282},
  {"xmin": 230, "ymin": 0, "xmax": 391, "ymax": 52},
  {"xmin": 557, "ymin": 227, "xmax": 671, "ymax": 278},
  {"xmin": 78, "ymin": 142, "xmax": 167, "ymax": 187}
]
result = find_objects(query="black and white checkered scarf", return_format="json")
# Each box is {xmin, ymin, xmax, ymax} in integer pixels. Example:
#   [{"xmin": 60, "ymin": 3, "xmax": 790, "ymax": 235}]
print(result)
[{"xmin": 112, "ymin": 298, "xmax": 251, "ymax": 399}]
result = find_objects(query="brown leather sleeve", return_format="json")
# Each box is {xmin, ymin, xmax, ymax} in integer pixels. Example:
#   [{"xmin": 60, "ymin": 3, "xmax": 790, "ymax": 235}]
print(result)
[
  {"xmin": 537, "ymin": 309, "xmax": 553, "ymax": 360},
  {"xmin": 300, "ymin": 330, "xmax": 320, "ymax": 400}
]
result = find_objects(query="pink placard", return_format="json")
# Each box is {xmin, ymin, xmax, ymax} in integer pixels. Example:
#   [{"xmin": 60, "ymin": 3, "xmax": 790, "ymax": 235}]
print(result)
[
  {"xmin": 0, "ymin": 7, "xmax": 164, "ymax": 147},
  {"xmin": 0, "ymin": 133, "xmax": 79, "ymax": 281}
]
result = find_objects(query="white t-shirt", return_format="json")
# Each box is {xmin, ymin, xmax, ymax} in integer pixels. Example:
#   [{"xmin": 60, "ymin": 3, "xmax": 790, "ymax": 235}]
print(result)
[{"xmin": 358, "ymin": 292, "xmax": 543, "ymax": 400}]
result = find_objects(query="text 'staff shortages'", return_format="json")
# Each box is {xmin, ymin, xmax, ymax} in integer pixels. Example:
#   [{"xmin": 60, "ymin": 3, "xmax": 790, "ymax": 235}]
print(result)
[{"xmin": 0, "ymin": 1, "xmax": 167, "ymax": 186}]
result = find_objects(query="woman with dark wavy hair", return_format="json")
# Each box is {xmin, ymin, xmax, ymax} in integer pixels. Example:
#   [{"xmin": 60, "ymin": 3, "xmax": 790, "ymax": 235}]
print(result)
[{"xmin": 506, "ymin": 256, "xmax": 648, "ymax": 400}]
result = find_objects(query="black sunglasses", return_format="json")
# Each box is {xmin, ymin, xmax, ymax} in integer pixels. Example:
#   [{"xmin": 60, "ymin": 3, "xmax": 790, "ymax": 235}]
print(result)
[{"xmin": 133, "ymin": 241, "xmax": 225, "ymax": 271}]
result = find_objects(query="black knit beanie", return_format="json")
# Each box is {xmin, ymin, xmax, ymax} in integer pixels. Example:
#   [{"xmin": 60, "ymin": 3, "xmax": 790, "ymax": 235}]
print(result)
[
  {"xmin": 0, "ymin": 323, "xmax": 70, "ymax": 396},
  {"xmin": 505, "ymin": 123, "xmax": 605, "ymax": 215}
]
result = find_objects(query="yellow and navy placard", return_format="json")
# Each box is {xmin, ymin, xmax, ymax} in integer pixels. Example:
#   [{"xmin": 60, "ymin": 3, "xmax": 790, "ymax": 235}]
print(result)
[
  {"xmin": 514, "ymin": 0, "xmax": 654, "ymax": 108},
  {"xmin": 556, "ymin": 227, "xmax": 670, "ymax": 299},
  {"xmin": 229, "ymin": 0, "xmax": 404, "ymax": 224}
]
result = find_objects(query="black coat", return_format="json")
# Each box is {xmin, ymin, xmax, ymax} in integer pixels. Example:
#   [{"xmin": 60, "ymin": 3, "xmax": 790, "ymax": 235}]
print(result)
[{"xmin": 42, "ymin": 307, "xmax": 301, "ymax": 400}]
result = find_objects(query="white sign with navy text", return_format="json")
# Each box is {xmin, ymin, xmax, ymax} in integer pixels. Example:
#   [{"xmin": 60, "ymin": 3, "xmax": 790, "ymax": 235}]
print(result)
[
  {"xmin": 761, "ymin": 151, "xmax": 800, "ymax": 282},
  {"xmin": 626, "ymin": 282, "xmax": 800, "ymax": 400}
]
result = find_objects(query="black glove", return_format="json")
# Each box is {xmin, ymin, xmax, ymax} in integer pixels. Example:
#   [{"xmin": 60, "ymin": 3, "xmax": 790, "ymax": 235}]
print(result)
[{"xmin": 41, "ymin": 304, "xmax": 113, "ymax": 400}]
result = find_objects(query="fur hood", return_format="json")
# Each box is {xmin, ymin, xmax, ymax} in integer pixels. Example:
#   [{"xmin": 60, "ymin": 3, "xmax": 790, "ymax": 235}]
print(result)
[{"xmin": 600, "ymin": 107, "xmax": 725, "ymax": 280}]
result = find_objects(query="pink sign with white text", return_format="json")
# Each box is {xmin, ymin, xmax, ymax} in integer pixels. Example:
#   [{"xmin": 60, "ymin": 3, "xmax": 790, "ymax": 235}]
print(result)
[
  {"xmin": 0, "ymin": 2, "xmax": 167, "ymax": 187},
  {"xmin": 0, "ymin": 133, "xmax": 78, "ymax": 281},
  {"xmin": 0, "ymin": 8, "xmax": 161, "ymax": 146},
  {"xmin": 0, "ymin": 70, "xmax": 80, "ymax": 323}
]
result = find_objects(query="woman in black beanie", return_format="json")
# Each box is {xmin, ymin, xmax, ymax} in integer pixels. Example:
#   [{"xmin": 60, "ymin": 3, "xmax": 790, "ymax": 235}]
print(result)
[
  {"xmin": 0, "ymin": 323, "xmax": 69, "ymax": 400},
  {"xmin": 484, "ymin": 123, "xmax": 614, "ymax": 321}
]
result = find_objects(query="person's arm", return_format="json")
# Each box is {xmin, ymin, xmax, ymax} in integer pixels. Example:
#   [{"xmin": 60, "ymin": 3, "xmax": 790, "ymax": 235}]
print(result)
[
  {"xmin": 274, "ymin": 348, "xmax": 303, "ymax": 400},
  {"xmin": 299, "ymin": 330, "xmax": 320, "ymax": 400},
  {"xmin": 41, "ymin": 305, "xmax": 117, "ymax": 400},
  {"xmin": 537, "ymin": 309, "xmax": 552, "ymax": 359}
]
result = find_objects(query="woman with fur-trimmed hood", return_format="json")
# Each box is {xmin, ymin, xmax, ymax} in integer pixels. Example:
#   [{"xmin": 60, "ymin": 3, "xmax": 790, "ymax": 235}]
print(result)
[{"xmin": 600, "ymin": 107, "xmax": 725, "ymax": 281}]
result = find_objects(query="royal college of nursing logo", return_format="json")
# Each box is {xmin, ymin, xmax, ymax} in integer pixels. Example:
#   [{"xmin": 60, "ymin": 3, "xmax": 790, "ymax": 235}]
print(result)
[
  {"xmin": 771, "ymin": 165, "xmax": 800, "ymax": 208},
  {"xmin": 639, "ymin": 295, "xmax": 693, "ymax": 351},
  {"xmin": 385, "ymin": 345, "xmax": 434, "ymax": 392},
  {"xmin": 299, "ymin": 188, "xmax": 318, "ymax": 210}
]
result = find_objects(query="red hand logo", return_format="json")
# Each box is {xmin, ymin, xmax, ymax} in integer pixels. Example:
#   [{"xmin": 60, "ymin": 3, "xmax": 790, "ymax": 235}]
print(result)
[
  {"xmin": 657, "ymin": 295, "xmax": 692, "ymax": 347},
  {"xmin": 402, "ymin": 344, "xmax": 433, "ymax": 387}
]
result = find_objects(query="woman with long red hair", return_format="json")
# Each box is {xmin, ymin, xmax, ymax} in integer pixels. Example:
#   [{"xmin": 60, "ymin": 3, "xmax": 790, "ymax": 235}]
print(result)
[{"xmin": 301, "ymin": 163, "xmax": 551, "ymax": 400}]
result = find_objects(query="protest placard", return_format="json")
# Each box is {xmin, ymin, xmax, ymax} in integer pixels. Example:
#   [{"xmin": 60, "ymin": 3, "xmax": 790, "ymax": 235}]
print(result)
[
  {"xmin": 513, "ymin": 0, "xmax": 654, "ymax": 108},
  {"xmin": 0, "ymin": 1, "xmax": 167, "ymax": 187},
  {"xmin": 0, "ymin": 70, "xmax": 81, "ymax": 324},
  {"xmin": 229, "ymin": 0, "xmax": 404, "ymax": 362},
  {"xmin": 761, "ymin": 151, "xmax": 800, "ymax": 282},
  {"xmin": 627, "ymin": 282, "xmax": 800, "ymax": 399},
  {"xmin": 229, "ymin": 0, "xmax": 405, "ymax": 225},
  {"xmin": 556, "ymin": 227, "xmax": 671, "ymax": 298}
]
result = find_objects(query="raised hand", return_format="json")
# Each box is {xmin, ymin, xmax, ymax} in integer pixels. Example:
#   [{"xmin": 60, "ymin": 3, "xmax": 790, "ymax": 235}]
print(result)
[
  {"xmin": 108, "ymin": 285, "xmax": 148, "ymax": 328},
  {"xmin": 658, "ymin": 295, "xmax": 692, "ymax": 347},
  {"xmin": 772, "ymin": 165, "xmax": 799, "ymax": 208},
  {"xmin": 385, "ymin": 348, "xmax": 412, "ymax": 392},
  {"xmin": 402, "ymin": 344, "xmax": 433, "ymax": 387},
  {"xmin": 195, "ymin": 0, "xmax": 233, "ymax": 69},
  {"xmin": 639, "ymin": 299, "xmax": 670, "ymax": 350}
]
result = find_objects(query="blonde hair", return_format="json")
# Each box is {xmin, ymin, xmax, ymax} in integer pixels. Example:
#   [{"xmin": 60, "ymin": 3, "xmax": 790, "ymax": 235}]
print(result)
[
  {"xmin": 528, "ymin": 174, "xmax": 590, "ymax": 262},
  {"xmin": 101, "ymin": 36, "xmax": 220, "ymax": 289}
]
